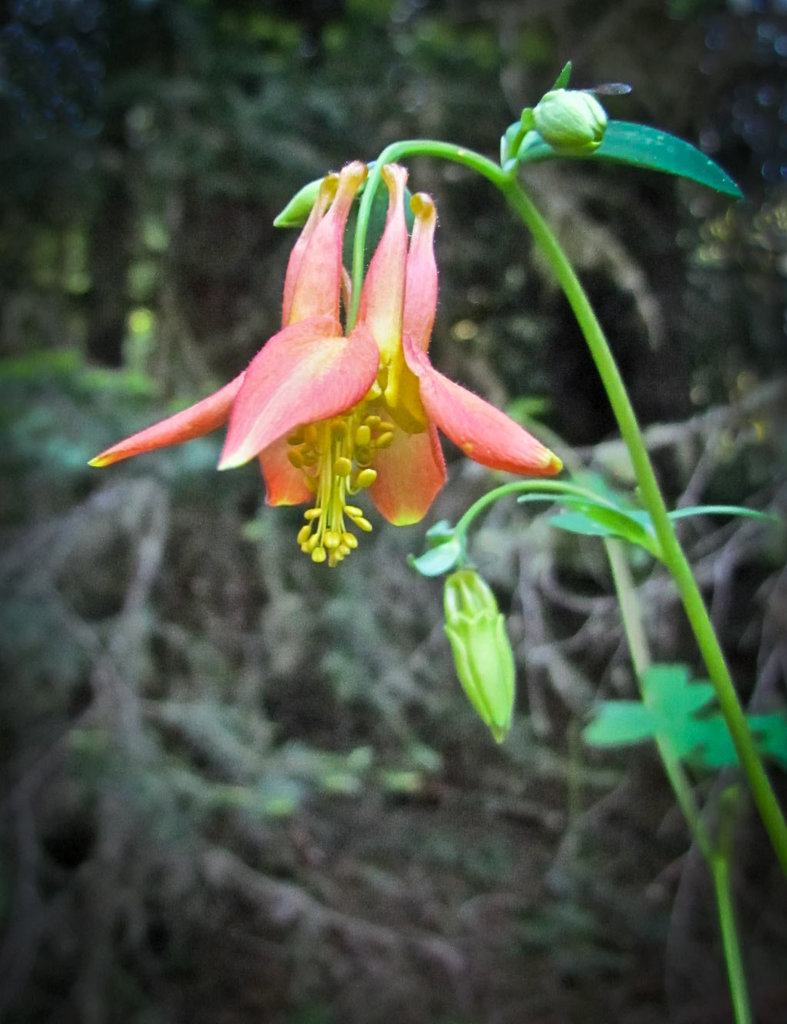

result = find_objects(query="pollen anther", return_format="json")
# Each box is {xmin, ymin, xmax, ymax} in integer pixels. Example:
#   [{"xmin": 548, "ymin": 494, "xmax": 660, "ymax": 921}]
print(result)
[{"xmin": 288, "ymin": 403, "xmax": 396, "ymax": 566}]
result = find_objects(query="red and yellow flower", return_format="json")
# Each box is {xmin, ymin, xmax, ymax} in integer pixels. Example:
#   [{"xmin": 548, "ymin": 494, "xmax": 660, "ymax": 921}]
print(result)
[{"xmin": 90, "ymin": 161, "xmax": 562, "ymax": 565}]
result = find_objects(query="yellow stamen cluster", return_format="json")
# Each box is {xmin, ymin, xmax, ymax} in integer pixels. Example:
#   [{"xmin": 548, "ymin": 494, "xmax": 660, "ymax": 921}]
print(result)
[{"xmin": 287, "ymin": 410, "xmax": 395, "ymax": 566}]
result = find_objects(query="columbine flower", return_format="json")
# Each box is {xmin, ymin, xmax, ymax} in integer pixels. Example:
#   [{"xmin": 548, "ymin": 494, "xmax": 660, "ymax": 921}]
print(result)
[{"xmin": 90, "ymin": 161, "xmax": 562, "ymax": 565}]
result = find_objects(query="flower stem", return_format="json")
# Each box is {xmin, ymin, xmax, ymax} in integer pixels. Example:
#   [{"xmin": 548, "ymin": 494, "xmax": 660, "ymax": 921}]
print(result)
[
  {"xmin": 712, "ymin": 848, "xmax": 753, "ymax": 1024},
  {"xmin": 348, "ymin": 141, "xmax": 504, "ymax": 331},
  {"xmin": 500, "ymin": 178, "xmax": 787, "ymax": 876},
  {"xmin": 354, "ymin": 136, "xmax": 787, "ymax": 872},
  {"xmin": 605, "ymin": 542, "xmax": 711, "ymax": 855},
  {"xmin": 606, "ymin": 539, "xmax": 752, "ymax": 1024},
  {"xmin": 604, "ymin": 539, "xmax": 651, "ymax": 678}
]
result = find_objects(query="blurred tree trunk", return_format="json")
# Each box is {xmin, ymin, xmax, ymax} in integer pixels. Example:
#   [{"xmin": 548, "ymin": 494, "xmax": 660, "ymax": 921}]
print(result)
[{"xmin": 86, "ymin": 178, "xmax": 131, "ymax": 366}]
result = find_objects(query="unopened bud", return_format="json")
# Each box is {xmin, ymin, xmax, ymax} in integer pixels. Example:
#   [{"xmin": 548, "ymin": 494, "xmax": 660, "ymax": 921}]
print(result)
[
  {"xmin": 532, "ymin": 88, "xmax": 607, "ymax": 155},
  {"xmin": 444, "ymin": 569, "xmax": 515, "ymax": 743}
]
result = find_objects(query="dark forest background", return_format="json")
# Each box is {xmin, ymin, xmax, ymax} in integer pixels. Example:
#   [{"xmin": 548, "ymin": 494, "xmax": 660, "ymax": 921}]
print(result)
[{"xmin": 1, "ymin": 1, "xmax": 785, "ymax": 1022}]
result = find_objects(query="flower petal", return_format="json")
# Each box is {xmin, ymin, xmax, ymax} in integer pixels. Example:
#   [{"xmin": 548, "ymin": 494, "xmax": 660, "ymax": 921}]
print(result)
[
  {"xmin": 357, "ymin": 163, "xmax": 408, "ymax": 364},
  {"xmin": 219, "ymin": 317, "xmax": 379, "ymax": 470},
  {"xmin": 281, "ymin": 173, "xmax": 338, "ymax": 326},
  {"xmin": 402, "ymin": 334, "xmax": 562, "ymax": 476},
  {"xmin": 88, "ymin": 372, "xmax": 244, "ymax": 468},
  {"xmin": 369, "ymin": 423, "xmax": 446, "ymax": 525},
  {"xmin": 403, "ymin": 193, "xmax": 438, "ymax": 353},
  {"xmin": 258, "ymin": 438, "xmax": 313, "ymax": 506},
  {"xmin": 286, "ymin": 161, "xmax": 367, "ymax": 326}
]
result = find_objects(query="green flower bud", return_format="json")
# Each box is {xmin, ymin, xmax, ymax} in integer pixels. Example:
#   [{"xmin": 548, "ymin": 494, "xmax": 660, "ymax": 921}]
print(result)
[
  {"xmin": 532, "ymin": 88, "xmax": 608, "ymax": 155},
  {"xmin": 444, "ymin": 569, "xmax": 516, "ymax": 743}
]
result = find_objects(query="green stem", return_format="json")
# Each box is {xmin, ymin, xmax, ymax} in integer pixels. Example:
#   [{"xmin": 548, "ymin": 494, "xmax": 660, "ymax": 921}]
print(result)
[
  {"xmin": 500, "ymin": 178, "xmax": 787, "ymax": 876},
  {"xmin": 353, "ymin": 136, "xmax": 787, "ymax": 871},
  {"xmin": 712, "ymin": 851, "xmax": 752, "ymax": 1024},
  {"xmin": 605, "ymin": 538, "xmax": 712, "ymax": 859},
  {"xmin": 348, "ymin": 141, "xmax": 505, "ymax": 330},
  {"xmin": 606, "ymin": 540, "xmax": 752, "ymax": 1024},
  {"xmin": 604, "ymin": 539, "xmax": 651, "ymax": 678},
  {"xmin": 455, "ymin": 478, "xmax": 622, "ymax": 540}
]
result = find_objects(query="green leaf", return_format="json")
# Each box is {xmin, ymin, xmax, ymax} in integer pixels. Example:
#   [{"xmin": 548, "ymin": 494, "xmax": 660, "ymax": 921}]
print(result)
[
  {"xmin": 548, "ymin": 507, "xmax": 659, "ymax": 557},
  {"xmin": 424, "ymin": 518, "xmax": 456, "ymax": 544},
  {"xmin": 408, "ymin": 536, "xmax": 463, "ymax": 578},
  {"xmin": 668, "ymin": 504, "xmax": 780, "ymax": 526},
  {"xmin": 517, "ymin": 120, "xmax": 742, "ymax": 197},
  {"xmin": 676, "ymin": 717, "xmax": 741, "ymax": 770},
  {"xmin": 583, "ymin": 701, "xmax": 658, "ymax": 747},
  {"xmin": 519, "ymin": 485, "xmax": 778, "ymax": 559},
  {"xmin": 585, "ymin": 663, "xmax": 787, "ymax": 773},
  {"xmin": 749, "ymin": 714, "xmax": 787, "ymax": 771},
  {"xmin": 552, "ymin": 61, "xmax": 572, "ymax": 89},
  {"xmin": 518, "ymin": 490, "xmax": 661, "ymax": 557},
  {"xmin": 641, "ymin": 663, "xmax": 716, "ymax": 718}
]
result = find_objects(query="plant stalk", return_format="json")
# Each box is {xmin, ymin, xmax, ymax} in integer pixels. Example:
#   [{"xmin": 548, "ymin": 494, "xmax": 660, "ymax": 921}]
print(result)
[
  {"xmin": 501, "ymin": 177, "xmax": 787, "ymax": 876},
  {"xmin": 351, "ymin": 137, "xmax": 787, "ymax": 873},
  {"xmin": 606, "ymin": 539, "xmax": 752, "ymax": 1024}
]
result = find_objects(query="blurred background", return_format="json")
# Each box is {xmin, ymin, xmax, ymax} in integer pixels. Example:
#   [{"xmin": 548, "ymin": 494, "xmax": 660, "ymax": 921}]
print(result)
[{"xmin": 1, "ymin": 1, "xmax": 785, "ymax": 1021}]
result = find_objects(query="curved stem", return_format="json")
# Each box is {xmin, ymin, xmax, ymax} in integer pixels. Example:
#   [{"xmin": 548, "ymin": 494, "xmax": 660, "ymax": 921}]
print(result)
[
  {"xmin": 348, "ymin": 140, "xmax": 505, "ymax": 330},
  {"xmin": 355, "ymin": 137, "xmax": 786, "ymax": 871},
  {"xmin": 455, "ymin": 478, "xmax": 622, "ymax": 539},
  {"xmin": 500, "ymin": 177, "xmax": 787, "ymax": 875}
]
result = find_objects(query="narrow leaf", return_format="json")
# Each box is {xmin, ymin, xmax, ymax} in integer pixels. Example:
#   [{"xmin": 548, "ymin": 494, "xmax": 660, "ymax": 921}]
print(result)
[
  {"xmin": 518, "ymin": 120, "xmax": 742, "ymax": 197},
  {"xmin": 552, "ymin": 61, "xmax": 572, "ymax": 89},
  {"xmin": 548, "ymin": 508, "xmax": 660, "ymax": 557},
  {"xmin": 517, "ymin": 491, "xmax": 660, "ymax": 557},
  {"xmin": 668, "ymin": 504, "xmax": 780, "ymax": 526}
]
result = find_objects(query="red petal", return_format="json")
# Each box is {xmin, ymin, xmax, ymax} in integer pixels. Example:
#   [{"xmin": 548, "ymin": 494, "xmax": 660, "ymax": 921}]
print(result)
[
  {"xmin": 219, "ymin": 317, "xmax": 379, "ymax": 470},
  {"xmin": 88, "ymin": 372, "xmax": 244, "ymax": 468},
  {"xmin": 281, "ymin": 173, "xmax": 338, "ymax": 326},
  {"xmin": 369, "ymin": 424, "xmax": 446, "ymax": 525},
  {"xmin": 258, "ymin": 438, "xmax": 313, "ymax": 506},
  {"xmin": 356, "ymin": 164, "xmax": 408, "ymax": 364},
  {"xmin": 403, "ymin": 193, "xmax": 438, "ymax": 353},
  {"xmin": 286, "ymin": 162, "xmax": 367, "ymax": 326},
  {"xmin": 402, "ymin": 334, "xmax": 562, "ymax": 476}
]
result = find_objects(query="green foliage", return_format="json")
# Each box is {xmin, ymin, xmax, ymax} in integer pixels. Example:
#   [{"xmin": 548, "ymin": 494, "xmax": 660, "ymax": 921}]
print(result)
[
  {"xmin": 409, "ymin": 473, "xmax": 779, "ymax": 580},
  {"xmin": 408, "ymin": 519, "xmax": 464, "ymax": 577},
  {"xmin": 515, "ymin": 121, "xmax": 743, "ymax": 197},
  {"xmin": 2, "ymin": 3, "xmax": 784, "ymax": 1021},
  {"xmin": 501, "ymin": 60, "xmax": 742, "ymax": 197},
  {"xmin": 584, "ymin": 664, "xmax": 787, "ymax": 772},
  {"xmin": 546, "ymin": 500, "xmax": 777, "ymax": 554},
  {"xmin": 519, "ymin": 472, "xmax": 778, "ymax": 560}
]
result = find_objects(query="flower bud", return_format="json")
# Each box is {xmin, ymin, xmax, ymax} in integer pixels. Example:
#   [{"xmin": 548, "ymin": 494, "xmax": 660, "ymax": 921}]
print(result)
[
  {"xmin": 532, "ymin": 88, "xmax": 607, "ymax": 155},
  {"xmin": 444, "ymin": 569, "xmax": 516, "ymax": 743}
]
